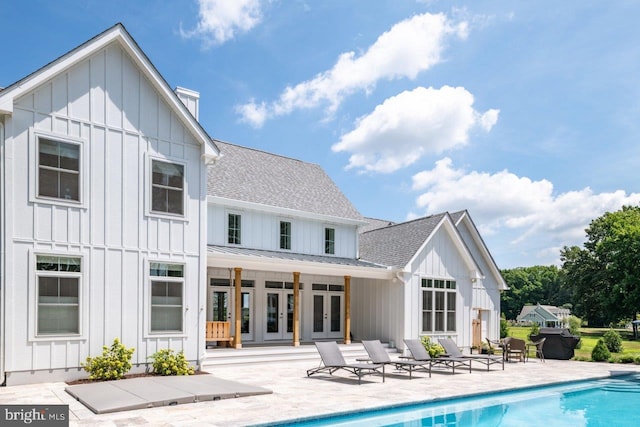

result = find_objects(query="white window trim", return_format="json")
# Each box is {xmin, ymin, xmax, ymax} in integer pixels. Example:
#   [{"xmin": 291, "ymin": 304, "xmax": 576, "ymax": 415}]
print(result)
[
  {"xmin": 145, "ymin": 259, "xmax": 187, "ymax": 337},
  {"xmin": 145, "ymin": 154, "xmax": 189, "ymax": 221},
  {"xmin": 29, "ymin": 130, "xmax": 87, "ymax": 208},
  {"xmin": 279, "ymin": 219, "xmax": 292, "ymax": 251},
  {"xmin": 29, "ymin": 250, "xmax": 87, "ymax": 341},
  {"xmin": 420, "ymin": 277, "xmax": 457, "ymax": 334},
  {"xmin": 324, "ymin": 226, "xmax": 336, "ymax": 255},
  {"xmin": 226, "ymin": 210, "xmax": 242, "ymax": 246}
]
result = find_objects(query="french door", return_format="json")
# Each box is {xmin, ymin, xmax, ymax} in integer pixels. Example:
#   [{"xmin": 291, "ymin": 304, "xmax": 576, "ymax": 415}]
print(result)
[
  {"xmin": 311, "ymin": 284, "xmax": 344, "ymax": 339},
  {"xmin": 263, "ymin": 281, "xmax": 302, "ymax": 340}
]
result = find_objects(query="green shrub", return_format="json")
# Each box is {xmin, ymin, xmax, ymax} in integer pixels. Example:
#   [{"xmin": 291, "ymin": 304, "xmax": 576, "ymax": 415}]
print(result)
[
  {"xmin": 421, "ymin": 336, "xmax": 445, "ymax": 358},
  {"xmin": 149, "ymin": 349, "xmax": 194, "ymax": 376},
  {"xmin": 634, "ymin": 355, "xmax": 640, "ymax": 365},
  {"xmin": 591, "ymin": 339, "xmax": 611, "ymax": 362},
  {"xmin": 83, "ymin": 338, "xmax": 135, "ymax": 380},
  {"xmin": 568, "ymin": 315, "xmax": 582, "ymax": 349},
  {"xmin": 617, "ymin": 354, "xmax": 636, "ymax": 364},
  {"xmin": 500, "ymin": 315, "xmax": 510, "ymax": 339},
  {"xmin": 602, "ymin": 329, "xmax": 623, "ymax": 353}
]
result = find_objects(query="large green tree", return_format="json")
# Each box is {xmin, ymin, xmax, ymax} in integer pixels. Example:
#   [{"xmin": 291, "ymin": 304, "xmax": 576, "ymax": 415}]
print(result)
[
  {"xmin": 561, "ymin": 205, "xmax": 640, "ymax": 326},
  {"xmin": 500, "ymin": 265, "xmax": 567, "ymax": 320}
]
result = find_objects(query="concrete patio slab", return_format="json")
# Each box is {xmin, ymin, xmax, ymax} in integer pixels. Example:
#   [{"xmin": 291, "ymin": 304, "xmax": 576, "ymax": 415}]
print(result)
[{"xmin": 64, "ymin": 374, "xmax": 272, "ymax": 414}]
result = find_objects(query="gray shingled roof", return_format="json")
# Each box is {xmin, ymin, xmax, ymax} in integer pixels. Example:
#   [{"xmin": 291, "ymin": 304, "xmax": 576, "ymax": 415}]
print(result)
[
  {"xmin": 360, "ymin": 217, "xmax": 396, "ymax": 234},
  {"xmin": 208, "ymin": 141, "xmax": 363, "ymax": 221},
  {"xmin": 359, "ymin": 213, "xmax": 448, "ymax": 267},
  {"xmin": 208, "ymin": 245, "xmax": 385, "ymax": 268}
]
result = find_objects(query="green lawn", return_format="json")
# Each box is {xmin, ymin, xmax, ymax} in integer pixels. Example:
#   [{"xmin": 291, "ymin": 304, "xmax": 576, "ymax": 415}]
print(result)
[{"xmin": 507, "ymin": 326, "xmax": 640, "ymax": 362}]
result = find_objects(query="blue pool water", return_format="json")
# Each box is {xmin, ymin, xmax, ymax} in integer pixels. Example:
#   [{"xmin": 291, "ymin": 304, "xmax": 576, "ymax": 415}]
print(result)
[{"xmin": 286, "ymin": 374, "xmax": 640, "ymax": 426}]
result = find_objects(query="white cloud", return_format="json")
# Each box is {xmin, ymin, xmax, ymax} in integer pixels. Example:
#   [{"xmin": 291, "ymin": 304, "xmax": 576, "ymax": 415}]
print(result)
[
  {"xmin": 331, "ymin": 86, "xmax": 499, "ymax": 173},
  {"xmin": 237, "ymin": 12, "xmax": 468, "ymax": 127},
  {"xmin": 181, "ymin": 0, "xmax": 264, "ymax": 47},
  {"xmin": 411, "ymin": 158, "xmax": 640, "ymax": 263}
]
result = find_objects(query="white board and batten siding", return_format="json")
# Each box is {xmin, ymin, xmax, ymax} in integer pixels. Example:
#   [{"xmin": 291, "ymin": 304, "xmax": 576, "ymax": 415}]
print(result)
[
  {"xmin": 3, "ymin": 43, "xmax": 207, "ymax": 382},
  {"xmin": 456, "ymin": 219, "xmax": 502, "ymax": 340},
  {"xmin": 207, "ymin": 203, "xmax": 359, "ymax": 258},
  {"xmin": 403, "ymin": 225, "xmax": 476, "ymax": 350}
]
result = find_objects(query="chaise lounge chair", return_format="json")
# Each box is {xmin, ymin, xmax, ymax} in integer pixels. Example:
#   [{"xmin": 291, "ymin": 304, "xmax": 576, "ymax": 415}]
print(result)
[
  {"xmin": 362, "ymin": 340, "xmax": 431, "ymax": 379},
  {"xmin": 438, "ymin": 338, "xmax": 505, "ymax": 370},
  {"xmin": 403, "ymin": 339, "xmax": 472, "ymax": 374},
  {"xmin": 307, "ymin": 341, "xmax": 384, "ymax": 384}
]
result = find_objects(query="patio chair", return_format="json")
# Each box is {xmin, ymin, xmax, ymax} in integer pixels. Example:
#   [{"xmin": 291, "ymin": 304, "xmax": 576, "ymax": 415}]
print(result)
[
  {"xmin": 403, "ymin": 339, "xmax": 472, "ymax": 374},
  {"xmin": 505, "ymin": 338, "xmax": 526, "ymax": 362},
  {"xmin": 527, "ymin": 337, "xmax": 546, "ymax": 362},
  {"xmin": 439, "ymin": 338, "xmax": 504, "ymax": 370},
  {"xmin": 307, "ymin": 341, "xmax": 384, "ymax": 384},
  {"xmin": 485, "ymin": 338, "xmax": 505, "ymax": 358},
  {"xmin": 362, "ymin": 340, "xmax": 431, "ymax": 379}
]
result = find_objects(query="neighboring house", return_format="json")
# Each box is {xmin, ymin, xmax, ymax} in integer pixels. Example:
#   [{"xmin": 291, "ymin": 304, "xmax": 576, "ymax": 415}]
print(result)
[
  {"xmin": 355, "ymin": 212, "xmax": 508, "ymax": 352},
  {"xmin": 0, "ymin": 24, "xmax": 219, "ymax": 385},
  {"xmin": 517, "ymin": 304, "xmax": 571, "ymax": 327},
  {"xmin": 0, "ymin": 23, "xmax": 507, "ymax": 385}
]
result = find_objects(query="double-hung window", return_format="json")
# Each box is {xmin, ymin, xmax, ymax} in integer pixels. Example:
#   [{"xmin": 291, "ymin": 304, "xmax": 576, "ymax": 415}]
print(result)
[
  {"xmin": 228, "ymin": 214, "xmax": 241, "ymax": 244},
  {"xmin": 150, "ymin": 263, "xmax": 184, "ymax": 333},
  {"xmin": 36, "ymin": 255, "xmax": 81, "ymax": 335},
  {"xmin": 280, "ymin": 221, "xmax": 291, "ymax": 250},
  {"xmin": 151, "ymin": 160, "xmax": 184, "ymax": 215},
  {"xmin": 324, "ymin": 227, "xmax": 335, "ymax": 254},
  {"xmin": 421, "ymin": 278, "xmax": 456, "ymax": 333},
  {"xmin": 38, "ymin": 137, "xmax": 80, "ymax": 201}
]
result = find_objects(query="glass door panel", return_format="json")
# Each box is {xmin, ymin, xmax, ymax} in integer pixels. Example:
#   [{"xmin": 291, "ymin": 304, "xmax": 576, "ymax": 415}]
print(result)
[
  {"xmin": 266, "ymin": 292, "xmax": 279, "ymax": 333},
  {"xmin": 313, "ymin": 294, "xmax": 324, "ymax": 333},
  {"xmin": 330, "ymin": 295, "xmax": 341, "ymax": 332}
]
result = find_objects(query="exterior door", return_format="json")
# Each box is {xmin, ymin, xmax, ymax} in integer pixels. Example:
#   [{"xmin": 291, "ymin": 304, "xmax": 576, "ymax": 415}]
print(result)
[
  {"xmin": 311, "ymin": 286, "xmax": 343, "ymax": 339},
  {"xmin": 208, "ymin": 279, "xmax": 254, "ymax": 342},
  {"xmin": 264, "ymin": 290, "xmax": 296, "ymax": 340}
]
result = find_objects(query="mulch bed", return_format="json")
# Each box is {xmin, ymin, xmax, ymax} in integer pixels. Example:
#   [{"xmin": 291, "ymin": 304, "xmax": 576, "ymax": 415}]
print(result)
[{"xmin": 66, "ymin": 370, "xmax": 210, "ymax": 386}]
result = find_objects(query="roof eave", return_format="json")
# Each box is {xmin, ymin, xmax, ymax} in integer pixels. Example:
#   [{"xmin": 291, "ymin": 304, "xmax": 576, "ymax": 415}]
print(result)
[
  {"xmin": 207, "ymin": 251, "xmax": 393, "ymax": 280},
  {"xmin": 207, "ymin": 195, "xmax": 367, "ymax": 226}
]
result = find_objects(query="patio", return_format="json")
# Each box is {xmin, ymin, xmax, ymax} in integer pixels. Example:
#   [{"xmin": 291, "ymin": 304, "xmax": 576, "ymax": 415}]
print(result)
[{"xmin": 1, "ymin": 357, "xmax": 639, "ymax": 426}]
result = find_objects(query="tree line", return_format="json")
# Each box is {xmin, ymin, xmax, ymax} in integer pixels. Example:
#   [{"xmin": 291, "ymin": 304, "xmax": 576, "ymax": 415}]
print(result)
[{"xmin": 500, "ymin": 205, "xmax": 640, "ymax": 327}]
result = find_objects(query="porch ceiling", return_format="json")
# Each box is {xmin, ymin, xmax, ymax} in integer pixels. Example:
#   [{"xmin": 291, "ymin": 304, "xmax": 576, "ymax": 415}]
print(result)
[{"xmin": 207, "ymin": 245, "xmax": 393, "ymax": 279}]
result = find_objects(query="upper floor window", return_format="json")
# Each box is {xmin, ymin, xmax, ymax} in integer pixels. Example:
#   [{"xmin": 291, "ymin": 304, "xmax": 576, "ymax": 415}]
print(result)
[
  {"xmin": 36, "ymin": 255, "xmax": 81, "ymax": 335},
  {"xmin": 280, "ymin": 221, "xmax": 291, "ymax": 250},
  {"xmin": 151, "ymin": 160, "xmax": 184, "ymax": 215},
  {"xmin": 228, "ymin": 213, "xmax": 241, "ymax": 244},
  {"xmin": 38, "ymin": 137, "xmax": 80, "ymax": 201},
  {"xmin": 150, "ymin": 262, "xmax": 184, "ymax": 333},
  {"xmin": 324, "ymin": 227, "xmax": 335, "ymax": 254}
]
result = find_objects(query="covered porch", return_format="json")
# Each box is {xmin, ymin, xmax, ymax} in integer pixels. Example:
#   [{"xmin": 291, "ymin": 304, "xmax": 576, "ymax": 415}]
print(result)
[{"xmin": 205, "ymin": 245, "xmax": 392, "ymax": 349}]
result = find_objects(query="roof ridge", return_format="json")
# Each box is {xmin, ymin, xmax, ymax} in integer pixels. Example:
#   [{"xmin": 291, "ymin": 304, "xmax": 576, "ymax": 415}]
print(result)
[
  {"xmin": 361, "ymin": 212, "xmax": 448, "ymax": 235},
  {"xmin": 214, "ymin": 139, "xmax": 319, "ymax": 166}
]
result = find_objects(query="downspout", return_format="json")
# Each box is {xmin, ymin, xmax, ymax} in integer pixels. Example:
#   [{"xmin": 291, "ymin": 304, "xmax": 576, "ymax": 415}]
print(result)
[{"xmin": 0, "ymin": 119, "xmax": 5, "ymax": 386}]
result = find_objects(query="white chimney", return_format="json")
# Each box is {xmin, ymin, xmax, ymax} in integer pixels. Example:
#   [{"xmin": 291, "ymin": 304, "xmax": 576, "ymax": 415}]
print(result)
[{"xmin": 175, "ymin": 86, "xmax": 200, "ymax": 120}]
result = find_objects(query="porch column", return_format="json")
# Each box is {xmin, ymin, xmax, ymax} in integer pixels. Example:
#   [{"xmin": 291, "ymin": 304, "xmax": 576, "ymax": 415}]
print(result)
[
  {"xmin": 292, "ymin": 271, "xmax": 301, "ymax": 347},
  {"xmin": 344, "ymin": 275, "xmax": 351, "ymax": 344},
  {"xmin": 234, "ymin": 267, "xmax": 242, "ymax": 349}
]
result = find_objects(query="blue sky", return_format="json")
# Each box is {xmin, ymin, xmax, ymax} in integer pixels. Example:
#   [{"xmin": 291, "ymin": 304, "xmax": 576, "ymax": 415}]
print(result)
[{"xmin": 2, "ymin": 1, "xmax": 640, "ymax": 269}]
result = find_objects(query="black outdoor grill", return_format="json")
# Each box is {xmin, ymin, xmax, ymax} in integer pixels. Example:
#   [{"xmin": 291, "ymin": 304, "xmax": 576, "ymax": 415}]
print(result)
[{"xmin": 530, "ymin": 328, "xmax": 580, "ymax": 360}]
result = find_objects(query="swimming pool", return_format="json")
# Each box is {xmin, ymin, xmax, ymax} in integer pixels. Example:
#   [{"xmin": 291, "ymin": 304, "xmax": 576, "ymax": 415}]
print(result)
[{"xmin": 283, "ymin": 373, "xmax": 640, "ymax": 426}]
